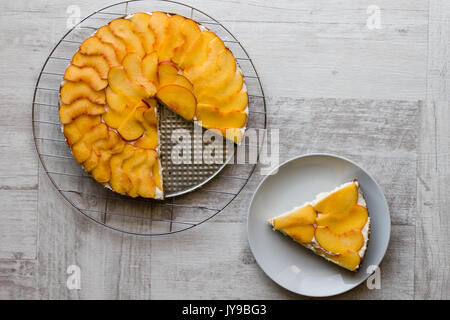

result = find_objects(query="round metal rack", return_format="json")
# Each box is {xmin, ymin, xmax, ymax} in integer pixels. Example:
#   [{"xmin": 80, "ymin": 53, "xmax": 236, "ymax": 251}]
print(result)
[{"xmin": 32, "ymin": 0, "xmax": 267, "ymax": 236}]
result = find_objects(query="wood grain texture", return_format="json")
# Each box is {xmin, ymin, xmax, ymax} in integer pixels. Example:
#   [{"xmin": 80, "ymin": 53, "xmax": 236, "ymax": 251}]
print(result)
[
  {"xmin": 0, "ymin": 0, "xmax": 447, "ymax": 299},
  {"xmin": 0, "ymin": 260, "xmax": 38, "ymax": 299},
  {"xmin": 415, "ymin": 0, "xmax": 450, "ymax": 299}
]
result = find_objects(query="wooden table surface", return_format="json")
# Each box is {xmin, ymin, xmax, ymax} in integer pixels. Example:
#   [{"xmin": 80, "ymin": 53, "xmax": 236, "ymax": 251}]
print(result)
[{"xmin": 1, "ymin": 0, "xmax": 449, "ymax": 299}]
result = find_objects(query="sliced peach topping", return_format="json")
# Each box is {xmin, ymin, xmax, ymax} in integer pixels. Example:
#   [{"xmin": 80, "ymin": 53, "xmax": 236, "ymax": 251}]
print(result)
[
  {"xmin": 196, "ymin": 104, "xmax": 247, "ymax": 129},
  {"xmin": 282, "ymin": 225, "xmax": 315, "ymax": 243},
  {"xmin": 158, "ymin": 61, "xmax": 179, "ymax": 87},
  {"xmin": 64, "ymin": 65, "xmax": 108, "ymax": 91},
  {"xmin": 152, "ymin": 160, "xmax": 162, "ymax": 190},
  {"xmin": 71, "ymin": 123, "xmax": 108, "ymax": 163},
  {"xmin": 320, "ymin": 249, "xmax": 361, "ymax": 271},
  {"xmin": 317, "ymin": 205, "xmax": 368, "ymax": 234},
  {"xmin": 158, "ymin": 14, "xmax": 185, "ymax": 61},
  {"xmin": 84, "ymin": 130, "xmax": 126, "ymax": 183},
  {"xmin": 197, "ymin": 90, "xmax": 248, "ymax": 113},
  {"xmin": 142, "ymin": 51, "xmax": 159, "ymax": 85},
  {"xmin": 122, "ymin": 148, "xmax": 157, "ymax": 197},
  {"xmin": 172, "ymin": 18, "xmax": 201, "ymax": 64},
  {"xmin": 108, "ymin": 66, "xmax": 150, "ymax": 99},
  {"xmin": 105, "ymin": 86, "xmax": 140, "ymax": 113},
  {"xmin": 313, "ymin": 183, "xmax": 358, "ymax": 217},
  {"xmin": 148, "ymin": 12, "xmax": 170, "ymax": 52},
  {"xmin": 122, "ymin": 53, "xmax": 157, "ymax": 96},
  {"xmin": 80, "ymin": 36, "xmax": 120, "ymax": 67},
  {"xmin": 183, "ymin": 36, "xmax": 226, "ymax": 82},
  {"xmin": 72, "ymin": 51, "xmax": 110, "ymax": 79},
  {"xmin": 63, "ymin": 115, "xmax": 101, "ymax": 145},
  {"xmin": 60, "ymin": 81, "xmax": 106, "ymax": 105},
  {"xmin": 270, "ymin": 205, "xmax": 316, "ymax": 229},
  {"xmin": 179, "ymin": 30, "xmax": 216, "ymax": 69},
  {"xmin": 130, "ymin": 13, "xmax": 156, "ymax": 53},
  {"xmin": 157, "ymin": 84, "xmax": 197, "ymax": 121},
  {"xmin": 59, "ymin": 99, "xmax": 105, "ymax": 124},
  {"xmin": 315, "ymin": 226, "xmax": 364, "ymax": 254},
  {"xmin": 109, "ymin": 19, "xmax": 145, "ymax": 58},
  {"xmin": 95, "ymin": 25, "xmax": 127, "ymax": 63}
]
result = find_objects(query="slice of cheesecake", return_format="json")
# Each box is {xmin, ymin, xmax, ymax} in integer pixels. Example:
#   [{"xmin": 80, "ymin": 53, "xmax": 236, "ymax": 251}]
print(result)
[{"xmin": 268, "ymin": 180, "xmax": 370, "ymax": 271}]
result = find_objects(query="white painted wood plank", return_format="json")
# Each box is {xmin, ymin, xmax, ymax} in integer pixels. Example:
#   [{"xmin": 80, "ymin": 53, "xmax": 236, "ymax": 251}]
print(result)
[
  {"xmin": 415, "ymin": 0, "xmax": 450, "ymax": 300},
  {"xmin": 0, "ymin": 190, "xmax": 37, "ymax": 260},
  {"xmin": 0, "ymin": 260, "xmax": 38, "ymax": 299}
]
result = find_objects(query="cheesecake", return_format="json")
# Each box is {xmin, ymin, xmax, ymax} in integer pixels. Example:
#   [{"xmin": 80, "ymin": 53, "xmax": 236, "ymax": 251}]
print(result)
[
  {"xmin": 59, "ymin": 12, "xmax": 248, "ymax": 199},
  {"xmin": 268, "ymin": 180, "xmax": 370, "ymax": 271}
]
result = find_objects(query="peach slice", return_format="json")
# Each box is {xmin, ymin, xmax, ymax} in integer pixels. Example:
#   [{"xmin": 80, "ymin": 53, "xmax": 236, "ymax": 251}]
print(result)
[
  {"xmin": 179, "ymin": 30, "xmax": 216, "ymax": 69},
  {"xmin": 134, "ymin": 126, "xmax": 158, "ymax": 149},
  {"xmin": 109, "ymin": 18, "xmax": 145, "ymax": 58},
  {"xmin": 158, "ymin": 14, "xmax": 185, "ymax": 61},
  {"xmin": 71, "ymin": 123, "xmax": 108, "ymax": 163},
  {"xmin": 142, "ymin": 52, "xmax": 159, "ymax": 85},
  {"xmin": 197, "ymin": 90, "xmax": 248, "ymax": 113},
  {"xmin": 158, "ymin": 61, "xmax": 179, "ymax": 86},
  {"xmin": 317, "ymin": 205, "xmax": 368, "ymax": 234},
  {"xmin": 84, "ymin": 130, "xmax": 124, "ymax": 178},
  {"xmin": 95, "ymin": 25, "xmax": 127, "ymax": 62},
  {"xmin": 59, "ymin": 99, "xmax": 105, "ymax": 124},
  {"xmin": 152, "ymin": 160, "xmax": 162, "ymax": 190},
  {"xmin": 183, "ymin": 36, "xmax": 226, "ymax": 82},
  {"xmin": 133, "ymin": 149, "xmax": 157, "ymax": 198},
  {"xmin": 194, "ymin": 70, "xmax": 243, "ymax": 100},
  {"xmin": 134, "ymin": 105, "xmax": 159, "ymax": 149},
  {"xmin": 72, "ymin": 51, "xmax": 110, "ymax": 79},
  {"xmin": 89, "ymin": 130, "xmax": 125, "ymax": 183},
  {"xmin": 130, "ymin": 13, "xmax": 156, "ymax": 53},
  {"xmin": 313, "ymin": 183, "xmax": 358, "ymax": 217},
  {"xmin": 122, "ymin": 148, "xmax": 150, "ymax": 197},
  {"xmin": 194, "ymin": 73, "xmax": 244, "ymax": 115},
  {"xmin": 331, "ymin": 250, "xmax": 361, "ymax": 271},
  {"xmin": 148, "ymin": 11, "xmax": 170, "ymax": 52},
  {"xmin": 105, "ymin": 86, "xmax": 140, "ymax": 113},
  {"xmin": 170, "ymin": 75, "xmax": 193, "ymax": 91},
  {"xmin": 315, "ymin": 226, "xmax": 364, "ymax": 254},
  {"xmin": 60, "ymin": 81, "xmax": 106, "ymax": 105},
  {"xmin": 270, "ymin": 205, "xmax": 316, "ymax": 229},
  {"xmin": 319, "ymin": 249, "xmax": 361, "ymax": 271},
  {"xmin": 80, "ymin": 36, "xmax": 120, "ymax": 67},
  {"xmin": 141, "ymin": 101, "xmax": 158, "ymax": 126},
  {"xmin": 102, "ymin": 107, "xmax": 125, "ymax": 129},
  {"xmin": 108, "ymin": 66, "xmax": 149, "ymax": 98},
  {"xmin": 192, "ymin": 49, "xmax": 236, "ymax": 88},
  {"xmin": 63, "ymin": 115, "xmax": 101, "ymax": 145},
  {"xmin": 196, "ymin": 104, "xmax": 247, "ymax": 129},
  {"xmin": 156, "ymin": 85, "xmax": 196, "ymax": 121},
  {"xmin": 110, "ymin": 144, "xmax": 135, "ymax": 194},
  {"xmin": 172, "ymin": 18, "xmax": 201, "ymax": 64},
  {"xmin": 122, "ymin": 53, "xmax": 157, "ymax": 96},
  {"xmin": 64, "ymin": 65, "xmax": 108, "ymax": 91},
  {"xmin": 281, "ymin": 225, "xmax": 315, "ymax": 243},
  {"xmin": 117, "ymin": 106, "xmax": 145, "ymax": 141},
  {"xmin": 134, "ymin": 102, "xmax": 157, "ymax": 125}
]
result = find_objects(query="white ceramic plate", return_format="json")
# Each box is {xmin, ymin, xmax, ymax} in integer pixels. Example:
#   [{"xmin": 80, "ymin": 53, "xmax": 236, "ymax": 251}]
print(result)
[{"xmin": 247, "ymin": 154, "xmax": 390, "ymax": 297}]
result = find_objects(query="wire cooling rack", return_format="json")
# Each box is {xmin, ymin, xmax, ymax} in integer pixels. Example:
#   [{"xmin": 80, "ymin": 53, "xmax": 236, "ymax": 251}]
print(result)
[{"xmin": 32, "ymin": 0, "xmax": 267, "ymax": 236}]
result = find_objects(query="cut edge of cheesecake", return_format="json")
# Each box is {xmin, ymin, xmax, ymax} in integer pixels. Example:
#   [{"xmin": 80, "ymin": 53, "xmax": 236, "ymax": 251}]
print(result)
[{"xmin": 268, "ymin": 180, "xmax": 370, "ymax": 271}]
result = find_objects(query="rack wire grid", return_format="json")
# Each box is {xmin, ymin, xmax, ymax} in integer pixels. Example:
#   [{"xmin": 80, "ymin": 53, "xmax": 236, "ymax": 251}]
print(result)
[{"xmin": 32, "ymin": 0, "xmax": 267, "ymax": 236}]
